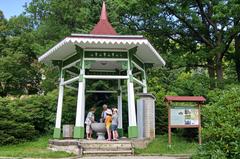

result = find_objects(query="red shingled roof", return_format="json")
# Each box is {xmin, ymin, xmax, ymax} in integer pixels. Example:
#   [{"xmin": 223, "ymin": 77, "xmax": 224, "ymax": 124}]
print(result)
[
  {"xmin": 90, "ymin": 1, "xmax": 117, "ymax": 35},
  {"xmin": 165, "ymin": 96, "xmax": 206, "ymax": 103}
]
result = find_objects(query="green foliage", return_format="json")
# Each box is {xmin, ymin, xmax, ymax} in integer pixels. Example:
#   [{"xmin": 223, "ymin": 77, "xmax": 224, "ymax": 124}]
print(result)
[
  {"xmin": 193, "ymin": 85, "xmax": 240, "ymax": 159},
  {"xmin": 0, "ymin": 136, "xmax": 74, "ymax": 158},
  {"xmin": 147, "ymin": 68, "xmax": 210, "ymax": 134},
  {"xmin": 0, "ymin": 14, "xmax": 41, "ymax": 96},
  {"xmin": 0, "ymin": 97, "xmax": 38, "ymax": 145},
  {"xmin": 135, "ymin": 134, "xmax": 197, "ymax": 155}
]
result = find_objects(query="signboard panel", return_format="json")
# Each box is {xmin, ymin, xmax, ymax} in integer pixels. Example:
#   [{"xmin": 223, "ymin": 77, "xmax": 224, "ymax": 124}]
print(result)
[{"xmin": 170, "ymin": 107, "xmax": 199, "ymax": 126}]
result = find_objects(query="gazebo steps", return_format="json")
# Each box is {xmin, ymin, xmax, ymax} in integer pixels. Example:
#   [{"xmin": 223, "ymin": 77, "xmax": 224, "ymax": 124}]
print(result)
[
  {"xmin": 49, "ymin": 139, "xmax": 135, "ymax": 156},
  {"xmin": 80, "ymin": 140, "xmax": 134, "ymax": 156},
  {"xmin": 83, "ymin": 150, "xmax": 132, "ymax": 156}
]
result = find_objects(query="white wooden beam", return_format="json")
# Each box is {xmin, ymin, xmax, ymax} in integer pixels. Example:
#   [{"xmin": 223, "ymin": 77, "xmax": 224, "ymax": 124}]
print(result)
[
  {"xmin": 65, "ymin": 85, "xmax": 78, "ymax": 91},
  {"xmin": 132, "ymin": 61, "xmax": 144, "ymax": 72},
  {"xmin": 133, "ymin": 77, "xmax": 146, "ymax": 87},
  {"xmin": 62, "ymin": 76, "xmax": 79, "ymax": 85},
  {"xmin": 84, "ymin": 75, "xmax": 128, "ymax": 80},
  {"xmin": 86, "ymin": 90, "xmax": 118, "ymax": 93},
  {"xmin": 84, "ymin": 58, "xmax": 128, "ymax": 61},
  {"xmin": 62, "ymin": 59, "xmax": 80, "ymax": 70}
]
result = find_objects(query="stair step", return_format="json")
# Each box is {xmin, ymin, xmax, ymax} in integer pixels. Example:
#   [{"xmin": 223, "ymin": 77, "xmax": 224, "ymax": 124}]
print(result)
[
  {"xmin": 83, "ymin": 150, "xmax": 132, "ymax": 155},
  {"xmin": 82, "ymin": 148, "xmax": 132, "ymax": 151},
  {"xmin": 80, "ymin": 144, "xmax": 132, "ymax": 149}
]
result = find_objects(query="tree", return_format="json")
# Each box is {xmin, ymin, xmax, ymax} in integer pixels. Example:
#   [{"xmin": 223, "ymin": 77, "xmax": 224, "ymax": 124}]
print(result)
[
  {"xmin": 0, "ymin": 13, "xmax": 41, "ymax": 96},
  {"xmin": 112, "ymin": 0, "xmax": 240, "ymax": 87}
]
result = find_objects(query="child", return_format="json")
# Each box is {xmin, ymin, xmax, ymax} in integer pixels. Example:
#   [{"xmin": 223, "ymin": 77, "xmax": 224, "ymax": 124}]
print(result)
[
  {"xmin": 85, "ymin": 107, "xmax": 96, "ymax": 140},
  {"xmin": 111, "ymin": 108, "xmax": 119, "ymax": 141},
  {"xmin": 105, "ymin": 109, "xmax": 112, "ymax": 141}
]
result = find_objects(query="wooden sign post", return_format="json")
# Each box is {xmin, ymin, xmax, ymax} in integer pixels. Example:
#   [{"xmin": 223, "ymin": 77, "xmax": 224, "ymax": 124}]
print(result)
[{"xmin": 165, "ymin": 96, "xmax": 206, "ymax": 146}]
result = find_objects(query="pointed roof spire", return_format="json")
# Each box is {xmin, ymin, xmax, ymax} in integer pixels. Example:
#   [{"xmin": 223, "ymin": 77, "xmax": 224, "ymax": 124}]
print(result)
[
  {"xmin": 100, "ymin": 1, "xmax": 108, "ymax": 20},
  {"xmin": 90, "ymin": 1, "xmax": 117, "ymax": 35}
]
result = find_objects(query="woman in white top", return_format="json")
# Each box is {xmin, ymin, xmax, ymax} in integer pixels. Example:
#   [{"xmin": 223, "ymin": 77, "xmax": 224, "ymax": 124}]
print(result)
[{"xmin": 85, "ymin": 107, "xmax": 96, "ymax": 140}]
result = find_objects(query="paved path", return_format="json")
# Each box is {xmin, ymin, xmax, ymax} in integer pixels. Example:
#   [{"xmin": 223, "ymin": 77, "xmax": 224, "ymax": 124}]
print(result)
[
  {"xmin": 0, "ymin": 156, "xmax": 190, "ymax": 159},
  {"xmin": 82, "ymin": 156, "xmax": 189, "ymax": 159}
]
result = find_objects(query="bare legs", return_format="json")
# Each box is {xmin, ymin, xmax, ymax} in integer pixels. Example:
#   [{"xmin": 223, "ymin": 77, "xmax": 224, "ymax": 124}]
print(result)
[
  {"xmin": 106, "ymin": 128, "xmax": 111, "ymax": 141},
  {"xmin": 112, "ymin": 130, "xmax": 119, "ymax": 140}
]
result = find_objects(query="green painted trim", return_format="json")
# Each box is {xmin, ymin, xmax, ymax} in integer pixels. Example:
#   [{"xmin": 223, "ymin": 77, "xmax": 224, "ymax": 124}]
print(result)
[
  {"xmin": 63, "ymin": 53, "xmax": 81, "ymax": 67},
  {"xmin": 85, "ymin": 60, "xmax": 95, "ymax": 69},
  {"xmin": 133, "ymin": 55, "xmax": 144, "ymax": 69},
  {"xmin": 52, "ymin": 60, "xmax": 63, "ymax": 67},
  {"xmin": 53, "ymin": 128, "xmax": 61, "ymax": 139},
  {"xmin": 76, "ymin": 45, "xmax": 84, "ymax": 69},
  {"xmin": 129, "ymin": 75, "xmax": 133, "ymax": 83},
  {"xmin": 117, "ymin": 61, "xmax": 128, "ymax": 70},
  {"xmin": 117, "ymin": 89, "xmax": 121, "ymax": 96},
  {"xmin": 79, "ymin": 74, "xmax": 84, "ymax": 82},
  {"xmin": 85, "ymin": 70, "xmax": 118, "ymax": 76},
  {"xmin": 145, "ymin": 63, "xmax": 154, "ymax": 69},
  {"xmin": 66, "ymin": 67, "xmax": 79, "ymax": 75},
  {"xmin": 85, "ymin": 51, "xmax": 128, "ymax": 58},
  {"xmin": 128, "ymin": 126, "xmax": 138, "ymax": 138},
  {"xmin": 73, "ymin": 126, "xmax": 84, "ymax": 139},
  {"xmin": 128, "ymin": 47, "xmax": 138, "ymax": 70},
  {"xmin": 117, "ymin": 128, "xmax": 124, "ymax": 137}
]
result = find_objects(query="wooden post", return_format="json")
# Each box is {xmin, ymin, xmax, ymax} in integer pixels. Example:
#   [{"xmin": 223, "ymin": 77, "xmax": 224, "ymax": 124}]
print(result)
[
  {"xmin": 167, "ymin": 101, "xmax": 171, "ymax": 146},
  {"xmin": 73, "ymin": 47, "xmax": 85, "ymax": 139},
  {"xmin": 53, "ymin": 67, "xmax": 64, "ymax": 139},
  {"xmin": 198, "ymin": 103, "xmax": 202, "ymax": 145}
]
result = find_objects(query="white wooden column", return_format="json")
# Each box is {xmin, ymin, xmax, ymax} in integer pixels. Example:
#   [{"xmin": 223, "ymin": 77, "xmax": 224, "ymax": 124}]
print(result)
[
  {"xmin": 127, "ymin": 48, "xmax": 138, "ymax": 138},
  {"xmin": 73, "ymin": 47, "xmax": 85, "ymax": 139},
  {"xmin": 127, "ymin": 70, "xmax": 137, "ymax": 126},
  {"xmin": 143, "ymin": 70, "xmax": 148, "ymax": 93},
  {"xmin": 53, "ymin": 69, "xmax": 64, "ymax": 138},
  {"xmin": 117, "ymin": 79, "xmax": 123, "ymax": 136},
  {"xmin": 75, "ymin": 70, "xmax": 85, "ymax": 126}
]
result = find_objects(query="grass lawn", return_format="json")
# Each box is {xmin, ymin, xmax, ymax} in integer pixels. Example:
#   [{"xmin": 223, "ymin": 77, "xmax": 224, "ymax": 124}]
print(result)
[
  {"xmin": 135, "ymin": 134, "xmax": 198, "ymax": 156},
  {"xmin": 0, "ymin": 136, "xmax": 75, "ymax": 158}
]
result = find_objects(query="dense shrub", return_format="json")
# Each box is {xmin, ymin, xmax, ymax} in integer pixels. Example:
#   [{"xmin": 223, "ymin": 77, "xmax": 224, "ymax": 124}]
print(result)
[
  {"xmin": 193, "ymin": 85, "xmax": 240, "ymax": 159},
  {"xmin": 147, "ymin": 68, "xmax": 210, "ymax": 134},
  {"xmin": 0, "ymin": 84, "xmax": 129, "ymax": 145},
  {"xmin": 0, "ymin": 89, "xmax": 79, "ymax": 145},
  {"xmin": 0, "ymin": 98, "xmax": 38, "ymax": 144}
]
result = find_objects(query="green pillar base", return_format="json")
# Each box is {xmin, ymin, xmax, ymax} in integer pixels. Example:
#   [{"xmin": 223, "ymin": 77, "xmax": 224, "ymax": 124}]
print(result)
[
  {"xmin": 53, "ymin": 128, "xmax": 61, "ymax": 139},
  {"xmin": 128, "ymin": 126, "xmax": 138, "ymax": 138},
  {"xmin": 117, "ymin": 128, "xmax": 123, "ymax": 137},
  {"xmin": 73, "ymin": 126, "xmax": 84, "ymax": 139}
]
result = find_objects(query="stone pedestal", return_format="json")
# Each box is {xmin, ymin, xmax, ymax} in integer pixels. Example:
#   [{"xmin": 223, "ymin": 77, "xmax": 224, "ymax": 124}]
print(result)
[
  {"xmin": 63, "ymin": 124, "xmax": 74, "ymax": 139},
  {"xmin": 137, "ymin": 93, "xmax": 156, "ymax": 139}
]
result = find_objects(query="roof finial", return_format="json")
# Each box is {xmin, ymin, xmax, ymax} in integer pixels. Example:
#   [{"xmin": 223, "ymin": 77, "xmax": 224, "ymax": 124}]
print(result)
[
  {"xmin": 100, "ymin": 0, "xmax": 108, "ymax": 20},
  {"xmin": 90, "ymin": 0, "xmax": 117, "ymax": 35}
]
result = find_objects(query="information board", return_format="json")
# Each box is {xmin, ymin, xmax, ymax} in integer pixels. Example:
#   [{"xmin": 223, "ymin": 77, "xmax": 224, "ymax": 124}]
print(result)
[{"xmin": 170, "ymin": 107, "xmax": 199, "ymax": 126}]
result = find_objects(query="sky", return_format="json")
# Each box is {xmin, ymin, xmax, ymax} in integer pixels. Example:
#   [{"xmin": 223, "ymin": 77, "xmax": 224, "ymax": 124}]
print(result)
[{"xmin": 0, "ymin": 0, "xmax": 32, "ymax": 19}]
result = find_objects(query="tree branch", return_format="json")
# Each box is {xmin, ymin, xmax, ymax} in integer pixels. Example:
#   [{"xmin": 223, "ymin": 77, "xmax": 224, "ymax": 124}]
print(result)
[
  {"xmin": 195, "ymin": 0, "xmax": 217, "ymax": 31},
  {"xmin": 164, "ymin": 5, "xmax": 214, "ymax": 48}
]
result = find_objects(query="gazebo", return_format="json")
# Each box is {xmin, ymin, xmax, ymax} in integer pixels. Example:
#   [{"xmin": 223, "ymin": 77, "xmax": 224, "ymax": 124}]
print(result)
[{"xmin": 38, "ymin": 1, "xmax": 165, "ymax": 139}]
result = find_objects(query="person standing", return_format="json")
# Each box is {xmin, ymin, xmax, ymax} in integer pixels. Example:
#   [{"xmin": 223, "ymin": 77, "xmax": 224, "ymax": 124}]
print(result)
[
  {"xmin": 85, "ymin": 107, "xmax": 96, "ymax": 140},
  {"xmin": 100, "ymin": 104, "xmax": 108, "ymax": 122},
  {"xmin": 105, "ymin": 109, "xmax": 112, "ymax": 141},
  {"xmin": 112, "ymin": 108, "xmax": 119, "ymax": 141}
]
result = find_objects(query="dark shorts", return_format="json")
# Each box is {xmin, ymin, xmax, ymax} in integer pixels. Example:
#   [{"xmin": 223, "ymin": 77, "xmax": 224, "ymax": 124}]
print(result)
[{"xmin": 111, "ymin": 124, "xmax": 118, "ymax": 131}]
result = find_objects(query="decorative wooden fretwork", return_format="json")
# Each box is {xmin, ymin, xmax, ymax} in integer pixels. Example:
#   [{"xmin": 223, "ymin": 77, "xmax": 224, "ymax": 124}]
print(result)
[{"xmin": 85, "ymin": 51, "xmax": 128, "ymax": 58}]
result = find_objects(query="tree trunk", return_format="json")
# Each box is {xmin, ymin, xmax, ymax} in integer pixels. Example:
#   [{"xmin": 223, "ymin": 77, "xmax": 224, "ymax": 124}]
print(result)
[
  {"xmin": 207, "ymin": 58, "xmax": 215, "ymax": 89},
  {"xmin": 216, "ymin": 59, "xmax": 223, "ymax": 87},
  {"xmin": 234, "ymin": 34, "xmax": 240, "ymax": 82},
  {"xmin": 215, "ymin": 53, "xmax": 224, "ymax": 87}
]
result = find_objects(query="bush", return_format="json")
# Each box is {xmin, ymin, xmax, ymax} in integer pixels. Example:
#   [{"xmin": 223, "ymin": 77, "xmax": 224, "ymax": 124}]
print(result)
[
  {"xmin": 193, "ymin": 85, "xmax": 240, "ymax": 159},
  {"xmin": 147, "ymin": 68, "xmax": 210, "ymax": 134},
  {"xmin": 0, "ymin": 98, "xmax": 38, "ymax": 145},
  {"xmin": 0, "ymin": 88, "xmax": 84, "ymax": 145}
]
